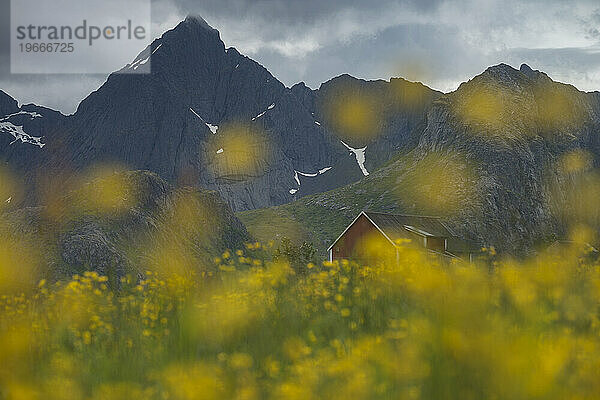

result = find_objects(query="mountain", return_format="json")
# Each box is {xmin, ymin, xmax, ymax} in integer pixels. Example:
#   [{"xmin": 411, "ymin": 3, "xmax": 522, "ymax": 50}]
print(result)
[
  {"xmin": 0, "ymin": 16, "xmax": 440, "ymax": 212},
  {"xmin": 289, "ymin": 75, "xmax": 441, "ymax": 196},
  {"xmin": 1, "ymin": 170, "xmax": 250, "ymax": 282},
  {"xmin": 240, "ymin": 63, "xmax": 600, "ymax": 256},
  {"xmin": 0, "ymin": 90, "xmax": 66, "ymax": 188},
  {"xmin": 4, "ymin": 16, "xmax": 600, "ymax": 257}
]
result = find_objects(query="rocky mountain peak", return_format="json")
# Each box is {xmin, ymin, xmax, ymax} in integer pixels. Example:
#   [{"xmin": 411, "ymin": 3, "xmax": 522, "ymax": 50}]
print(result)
[
  {"xmin": 319, "ymin": 73, "xmax": 369, "ymax": 89},
  {"xmin": 474, "ymin": 63, "xmax": 530, "ymax": 89},
  {"xmin": 0, "ymin": 90, "xmax": 19, "ymax": 116},
  {"xmin": 289, "ymin": 82, "xmax": 315, "ymax": 112},
  {"xmin": 519, "ymin": 63, "xmax": 535, "ymax": 75},
  {"xmin": 183, "ymin": 14, "xmax": 218, "ymax": 32},
  {"xmin": 163, "ymin": 14, "xmax": 224, "ymax": 51},
  {"xmin": 519, "ymin": 63, "xmax": 551, "ymax": 83},
  {"xmin": 466, "ymin": 63, "xmax": 554, "ymax": 94}
]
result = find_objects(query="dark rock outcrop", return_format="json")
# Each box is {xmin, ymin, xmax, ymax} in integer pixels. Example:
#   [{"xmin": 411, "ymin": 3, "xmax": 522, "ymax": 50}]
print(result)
[
  {"xmin": 0, "ymin": 90, "xmax": 19, "ymax": 116},
  {"xmin": 2, "ymin": 170, "xmax": 251, "ymax": 281},
  {"xmin": 411, "ymin": 63, "xmax": 600, "ymax": 252},
  {"xmin": 246, "ymin": 63, "xmax": 600, "ymax": 256},
  {"xmin": 0, "ymin": 91, "xmax": 66, "ymax": 200},
  {"xmin": 4, "ymin": 15, "xmax": 599, "ymax": 257},
  {"xmin": 1, "ymin": 16, "xmax": 440, "ymax": 212}
]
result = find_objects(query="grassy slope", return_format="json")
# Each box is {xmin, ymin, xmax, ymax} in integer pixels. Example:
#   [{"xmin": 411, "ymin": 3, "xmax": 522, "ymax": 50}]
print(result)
[
  {"xmin": 238, "ymin": 144, "xmax": 482, "ymax": 257},
  {"xmin": 238, "ymin": 155, "xmax": 413, "ymax": 256}
]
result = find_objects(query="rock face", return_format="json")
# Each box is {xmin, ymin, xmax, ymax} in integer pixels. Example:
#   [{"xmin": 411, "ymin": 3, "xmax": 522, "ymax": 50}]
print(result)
[
  {"xmin": 0, "ymin": 90, "xmax": 19, "ymax": 116},
  {"xmin": 412, "ymin": 63, "xmax": 600, "ymax": 253},
  {"xmin": 2, "ymin": 170, "xmax": 251, "ymax": 281},
  {"xmin": 289, "ymin": 75, "xmax": 441, "ymax": 196},
  {"xmin": 0, "ymin": 16, "xmax": 440, "ymax": 212},
  {"xmin": 3, "ymin": 16, "xmax": 600, "ymax": 256},
  {"xmin": 0, "ymin": 90, "xmax": 66, "ymax": 189},
  {"xmin": 242, "ymin": 63, "xmax": 600, "ymax": 256}
]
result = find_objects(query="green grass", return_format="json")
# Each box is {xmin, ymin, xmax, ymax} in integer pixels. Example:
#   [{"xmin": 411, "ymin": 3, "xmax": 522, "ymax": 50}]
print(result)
[
  {"xmin": 2, "ymin": 244, "xmax": 600, "ymax": 399},
  {"xmin": 238, "ymin": 151, "xmax": 464, "ymax": 256}
]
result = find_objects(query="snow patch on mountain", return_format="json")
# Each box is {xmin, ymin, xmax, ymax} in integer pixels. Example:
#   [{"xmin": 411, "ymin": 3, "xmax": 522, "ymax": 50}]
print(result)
[
  {"xmin": 129, "ymin": 42, "xmax": 162, "ymax": 70},
  {"xmin": 189, "ymin": 108, "xmax": 218, "ymax": 134},
  {"xmin": 0, "ymin": 121, "xmax": 45, "ymax": 148},
  {"xmin": 135, "ymin": 57, "xmax": 149, "ymax": 70},
  {"xmin": 1, "ymin": 111, "xmax": 43, "ymax": 121},
  {"xmin": 252, "ymin": 111, "xmax": 267, "ymax": 121},
  {"xmin": 206, "ymin": 123, "xmax": 218, "ymax": 134},
  {"xmin": 252, "ymin": 103, "xmax": 275, "ymax": 121},
  {"xmin": 291, "ymin": 166, "xmax": 333, "ymax": 194},
  {"xmin": 295, "ymin": 170, "xmax": 318, "ymax": 183},
  {"xmin": 189, "ymin": 107, "xmax": 202, "ymax": 120},
  {"xmin": 341, "ymin": 141, "xmax": 369, "ymax": 176}
]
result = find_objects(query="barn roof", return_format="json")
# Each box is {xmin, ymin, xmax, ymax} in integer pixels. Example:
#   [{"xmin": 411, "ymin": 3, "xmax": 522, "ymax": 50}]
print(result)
[
  {"xmin": 364, "ymin": 212, "xmax": 455, "ymax": 239},
  {"xmin": 327, "ymin": 211, "xmax": 458, "ymax": 252}
]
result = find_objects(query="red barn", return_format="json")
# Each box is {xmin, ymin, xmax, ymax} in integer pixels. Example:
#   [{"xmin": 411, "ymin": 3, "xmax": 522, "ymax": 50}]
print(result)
[{"xmin": 327, "ymin": 211, "xmax": 479, "ymax": 263}]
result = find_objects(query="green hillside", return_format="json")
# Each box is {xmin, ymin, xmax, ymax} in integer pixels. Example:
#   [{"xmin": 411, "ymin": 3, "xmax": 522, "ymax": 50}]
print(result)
[
  {"xmin": 239, "ymin": 150, "xmax": 475, "ymax": 256},
  {"xmin": 240, "ymin": 65, "xmax": 600, "ymax": 258}
]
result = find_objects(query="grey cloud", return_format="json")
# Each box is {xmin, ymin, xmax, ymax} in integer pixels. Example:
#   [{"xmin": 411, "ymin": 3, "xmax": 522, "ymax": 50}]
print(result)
[
  {"xmin": 582, "ymin": 9, "xmax": 600, "ymax": 40},
  {"xmin": 0, "ymin": 0, "xmax": 151, "ymax": 113},
  {"xmin": 0, "ymin": 74, "xmax": 107, "ymax": 114},
  {"xmin": 501, "ymin": 46, "xmax": 600, "ymax": 92},
  {"xmin": 163, "ymin": 0, "xmax": 443, "ymax": 23},
  {"xmin": 3, "ymin": 0, "xmax": 600, "ymax": 112},
  {"xmin": 155, "ymin": 0, "xmax": 600, "ymax": 93}
]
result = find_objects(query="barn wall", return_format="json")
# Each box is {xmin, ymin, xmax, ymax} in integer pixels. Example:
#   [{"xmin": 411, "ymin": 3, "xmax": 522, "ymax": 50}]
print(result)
[
  {"xmin": 426, "ymin": 237, "xmax": 446, "ymax": 253},
  {"xmin": 331, "ymin": 215, "xmax": 395, "ymax": 263}
]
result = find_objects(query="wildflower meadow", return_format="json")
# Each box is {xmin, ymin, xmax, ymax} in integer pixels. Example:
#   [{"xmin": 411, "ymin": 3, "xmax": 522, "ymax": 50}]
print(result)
[{"xmin": 2, "ymin": 241, "xmax": 600, "ymax": 399}]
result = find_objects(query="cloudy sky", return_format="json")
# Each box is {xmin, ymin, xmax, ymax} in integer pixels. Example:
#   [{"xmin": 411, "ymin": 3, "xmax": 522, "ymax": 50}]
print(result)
[{"xmin": 1, "ymin": 0, "xmax": 600, "ymax": 113}]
